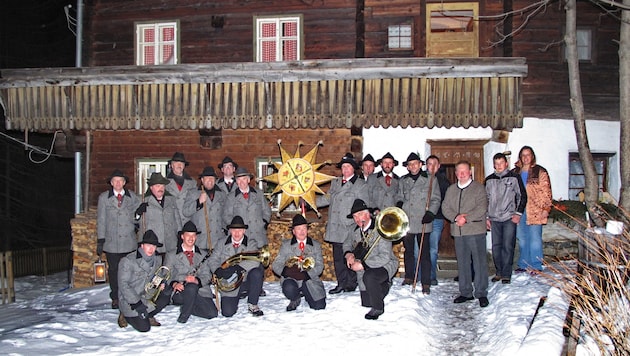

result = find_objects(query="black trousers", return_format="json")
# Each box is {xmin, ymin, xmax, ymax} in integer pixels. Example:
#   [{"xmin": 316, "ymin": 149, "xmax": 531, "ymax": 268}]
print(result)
[
  {"xmin": 331, "ymin": 242, "xmax": 357, "ymax": 289},
  {"xmin": 403, "ymin": 232, "xmax": 431, "ymax": 285},
  {"xmin": 360, "ymin": 267, "xmax": 391, "ymax": 311},
  {"xmin": 125, "ymin": 287, "xmax": 170, "ymax": 332},
  {"xmin": 105, "ymin": 251, "xmax": 133, "ymax": 301},
  {"xmin": 220, "ymin": 265, "xmax": 264, "ymax": 317},
  {"xmin": 171, "ymin": 283, "xmax": 218, "ymax": 321},
  {"xmin": 282, "ymin": 279, "xmax": 326, "ymax": 310}
]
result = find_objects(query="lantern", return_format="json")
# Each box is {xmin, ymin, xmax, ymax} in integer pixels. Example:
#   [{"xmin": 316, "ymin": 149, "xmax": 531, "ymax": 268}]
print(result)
[{"xmin": 94, "ymin": 257, "xmax": 106, "ymax": 283}]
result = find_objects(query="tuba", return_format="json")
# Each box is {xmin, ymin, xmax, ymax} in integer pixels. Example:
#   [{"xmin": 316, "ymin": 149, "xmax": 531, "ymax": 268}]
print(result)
[
  {"xmin": 145, "ymin": 266, "xmax": 170, "ymax": 305},
  {"xmin": 353, "ymin": 207, "xmax": 409, "ymax": 261},
  {"xmin": 214, "ymin": 245, "xmax": 271, "ymax": 292}
]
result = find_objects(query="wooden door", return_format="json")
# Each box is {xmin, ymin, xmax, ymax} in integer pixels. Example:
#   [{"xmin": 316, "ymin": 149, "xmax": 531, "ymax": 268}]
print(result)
[{"xmin": 428, "ymin": 140, "xmax": 487, "ymax": 258}]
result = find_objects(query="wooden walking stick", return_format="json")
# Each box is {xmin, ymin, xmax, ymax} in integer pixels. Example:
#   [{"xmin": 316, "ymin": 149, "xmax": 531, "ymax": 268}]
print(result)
[
  {"xmin": 412, "ymin": 174, "xmax": 434, "ymax": 293},
  {"xmin": 203, "ymin": 188, "xmax": 212, "ymax": 251}
]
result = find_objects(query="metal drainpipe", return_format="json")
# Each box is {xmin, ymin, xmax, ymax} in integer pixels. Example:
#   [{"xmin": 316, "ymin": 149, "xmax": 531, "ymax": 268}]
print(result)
[{"xmin": 74, "ymin": 0, "xmax": 83, "ymax": 214}]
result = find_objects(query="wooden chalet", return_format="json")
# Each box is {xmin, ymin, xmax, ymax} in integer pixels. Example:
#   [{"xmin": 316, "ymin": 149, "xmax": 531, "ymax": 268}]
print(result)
[{"xmin": 0, "ymin": 0, "xmax": 620, "ymax": 284}]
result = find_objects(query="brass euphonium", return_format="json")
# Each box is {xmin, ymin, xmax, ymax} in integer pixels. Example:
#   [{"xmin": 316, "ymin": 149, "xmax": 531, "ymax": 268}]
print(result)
[
  {"xmin": 285, "ymin": 254, "xmax": 315, "ymax": 271},
  {"xmin": 353, "ymin": 206, "xmax": 409, "ymax": 261},
  {"xmin": 144, "ymin": 266, "xmax": 170, "ymax": 305},
  {"xmin": 214, "ymin": 245, "xmax": 271, "ymax": 292}
]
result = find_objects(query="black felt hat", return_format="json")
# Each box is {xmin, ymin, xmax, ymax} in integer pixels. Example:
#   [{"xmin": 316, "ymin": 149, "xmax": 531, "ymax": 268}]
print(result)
[
  {"xmin": 403, "ymin": 152, "xmax": 424, "ymax": 167},
  {"xmin": 179, "ymin": 221, "xmax": 201, "ymax": 236},
  {"xmin": 227, "ymin": 216, "xmax": 249, "ymax": 229},
  {"xmin": 218, "ymin": 156, "xmax": 239, "ymax": 169},
  {"xmin": 346, "ymin": 198, "xmax": 370, "ymax": 218},
  {"xmin": 336, "ymin": 152, "xmax": 359, "ymax": 169},
  {"xmin": 107, "ymin": 169, "xmax": 129, "ymax": 183},
  {"xmin": 169, "ymin": 152, "xmax": 190, "ymax": 166},
  {"xmin": 290, "ymin": 214, "xmax": 309, "ymax": 228},
  {"xmin": 377, "ymin": 152, "xmax": 399, "ymax": 166},
  {"xmin": 199, "ymin": 166, "xmax": 218, "ymax": 178},
  {"xmin": 139, "ymin": 230, "xmax": 164, "ymax": 247},
  {"xmin": 146, "ymin": 172, "xmax": 170, "ymax": 186}
]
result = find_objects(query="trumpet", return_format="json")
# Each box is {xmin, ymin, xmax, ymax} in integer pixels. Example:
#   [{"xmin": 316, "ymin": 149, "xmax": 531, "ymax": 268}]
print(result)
[
  {"xmin": 214, "ymin": 246, "xmax": 270, "ymax": 292},
  {"xmin": 285, "ymin": 254, "xmax": 315, "ymax": 271},
  {"xmin": 353, "ymin": 206, "xmax": 409, "ymax": 261},
  {"xmin": 144, "ymin": 266, "xmax": 170, "ymax": 305}
]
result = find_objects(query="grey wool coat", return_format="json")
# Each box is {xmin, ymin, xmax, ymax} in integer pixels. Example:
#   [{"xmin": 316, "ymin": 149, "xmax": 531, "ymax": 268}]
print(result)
[
  {"xmin": 140, "ymin": 193, "xmax": 182, "ymax": 254},
  {"xmin": 117, "ymin": 250, "xmax": 163, "ymax": 317},
  {"xmin": 271, "ymin": 236, "xmax": 326, "ymax": 302},
  {"xmin": 163, "ymin": 245, "xmax": 214, "ymax": 298},
  {"xmin": 366, "ymin": 172, "xmax": 400, "ymax": 211},
  {"xmin": 397, "ymin": 173, "xmax": 442, "ymax": 234},
  {"xmin": 316, "ymin": 175, "xmax": 369, "ymax": 244},
  {"xmin": 343, "ymin": 221, "xmax": 399, "ymax": 291},
  {"xmin": 97, "ymin": 189, "xmax": 140, "ymax": 253},
  {"xmin": 166, "ymin": 175, "xmax": 198, "ymax": 224},
  {"xmin": 222, "ymin": 187, "xmax": 272, "ymax": 246},
  {"xmin": 182, "ymin": 187, "xmax": 228, "ymax": 251},
  {"xmin": 207, "ymin": 235, "xmax": 263, "ymax": 298}
]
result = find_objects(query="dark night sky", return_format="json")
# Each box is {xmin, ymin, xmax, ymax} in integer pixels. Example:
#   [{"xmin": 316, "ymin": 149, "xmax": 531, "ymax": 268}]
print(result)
[
  {"xmin": 1, "ymin": 0, "xmax": 75, "ymax": 68},
  {"xmin": 1, "ymin": 1, "xmax": 77, "ymax": 250}
]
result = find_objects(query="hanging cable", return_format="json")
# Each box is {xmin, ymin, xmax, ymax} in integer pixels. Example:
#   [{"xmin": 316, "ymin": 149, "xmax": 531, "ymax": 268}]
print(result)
[{"xmin": 0, "ymin": 130, "xmax": 63, "ymax": 163}]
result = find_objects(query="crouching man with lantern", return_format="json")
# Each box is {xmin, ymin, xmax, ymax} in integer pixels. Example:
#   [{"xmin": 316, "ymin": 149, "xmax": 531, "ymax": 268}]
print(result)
[{"xmin": 272, "ymin": 214, "xmax": 326, "ymax": 312}]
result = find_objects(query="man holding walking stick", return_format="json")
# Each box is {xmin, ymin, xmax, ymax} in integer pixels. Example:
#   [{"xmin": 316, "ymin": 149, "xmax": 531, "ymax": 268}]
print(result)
[{"xmin": 396, "ymin": 152, "xmax": 441, "ymax": 294}]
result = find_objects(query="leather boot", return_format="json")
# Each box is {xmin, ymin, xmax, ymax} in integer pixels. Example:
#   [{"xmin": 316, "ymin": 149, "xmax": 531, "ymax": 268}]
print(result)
[
  {"xmin": 117, "ymin": 312, "xmax": 128, "ymax": 328},
  {"xmin": 149, "ymin": 317, "xmax": 161, "ymax": 326}
]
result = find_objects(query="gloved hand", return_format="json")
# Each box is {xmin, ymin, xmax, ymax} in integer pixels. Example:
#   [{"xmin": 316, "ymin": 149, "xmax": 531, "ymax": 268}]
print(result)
[
  {"xmin": 96, "ymin": 239, "xmax": 105, "ymax": 255},
  {"xmin": 422, "ymin": 211, "xmax": 435, "ymax": 224},
  {"xmin": 135, "ymin": 202, "xmax": 148, "ymax": 217},
  {"xmin": 131, "ymin": 301, "xmax": 148, "ymax": 320},
  {"xmin": 282, "ymin": 266, "xmax": 309, "ymax": 281},
  {"xmin": 215, "ymin": 265, "xmax": 244, "ymax": 279},
  {"xmin": 263, "ymin": 219, "xmax": 269, "ymax": 230}
]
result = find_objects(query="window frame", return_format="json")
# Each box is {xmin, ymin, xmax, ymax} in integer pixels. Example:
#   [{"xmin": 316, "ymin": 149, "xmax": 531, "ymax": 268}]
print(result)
[
  {"xmin": 136, "ymin": 158, "xmax": 170, "ymax": 195},
  {"xmin": 388, "ymin": 23, "xmax": 414, "ymax": 51},
  {"xmin": 568, "ymin": 153, "xmax": 613, "ymax": 201},
  {"xmin": 135, "ymin": 20, "xmax": 180, "ymax": 66},
  {"xmin": 425, "ymin": 2, "xmax": 479, "ymax": 58},
  {"xmin": 562, "ymin": 27, "xmax": 596, "ymax": 64},
  {"xmin": 254, "ymin": 15, "xmax": 303, "ymax": 62}
]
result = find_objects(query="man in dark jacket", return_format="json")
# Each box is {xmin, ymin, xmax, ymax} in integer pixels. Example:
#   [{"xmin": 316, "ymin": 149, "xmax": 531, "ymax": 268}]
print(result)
[
  {"xmin": 425, "ymin": 155, "xmax": 450, "ymax": 285},
  {"xmin": 485, "ymin": 153, "xmax": 527, "ymax": 284}
]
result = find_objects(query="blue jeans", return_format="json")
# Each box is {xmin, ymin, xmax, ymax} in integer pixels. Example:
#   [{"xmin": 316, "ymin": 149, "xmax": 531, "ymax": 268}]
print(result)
[
  {"xmin": 414, "ymin": 220, "xmax": 444, "ymax": 282},
  {"xmin": 490, "ymin": 219, "xmax": 517, "ymax": 279},
  {"xmin": 429, "ymin": 219, "xmax": 444, "ymax": 281},
  {"xmin": 516, "ymin": 212, "xmax": 543, "ymax": 271}
]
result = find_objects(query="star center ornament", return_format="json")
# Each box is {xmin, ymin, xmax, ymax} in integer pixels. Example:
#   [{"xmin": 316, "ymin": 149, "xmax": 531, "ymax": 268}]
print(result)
[{"xmin": 262, "ymin": 140, "xmax": 334, "ymax": 216}]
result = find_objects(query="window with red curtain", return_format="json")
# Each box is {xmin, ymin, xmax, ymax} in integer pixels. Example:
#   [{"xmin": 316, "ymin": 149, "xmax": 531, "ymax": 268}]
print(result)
[
  {"xmin": 136, "ymin": 22, "xmax": 178, "ymax": 65},
  {"xmin": 256, "ymin": 17, "xmax": 300, "ymax": 62}
]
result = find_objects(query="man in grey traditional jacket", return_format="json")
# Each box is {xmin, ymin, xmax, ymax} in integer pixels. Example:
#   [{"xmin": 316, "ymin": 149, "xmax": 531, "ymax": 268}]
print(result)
[
  {"xmin": 396, "ymin": 152, "xmax": 441, "ymax": 294},
  {"xmin": 165, "ymin": 152, "xmax": 198, "ymax": 223},
  {"xmin": 272, "ymin": 214, "xmax": 326, "ymax": 312},
  {"xmin": 97, "ymin": 169, "xmax": 141, "ymax": 309},
  {"xmin": 135, "ymin": 172, "xmax": 182, "ymax": 254},
  {"xmin": 183, "ymin": 166, "xmax": 227, "ymax": 251},
  {"xmin": 163, "ymin": 221, "xmax": 218, "ymax": 323},
  {"xmin": 223, "ymin": 167, "xmax": 272, "ymax": 246},
  {"xmin": 316, "ymin": 153, "xmax": 369, "ymax": 295},
  {"xmin": 208, "ymin": 216, "xmax": 266, "ymax": 317},
  {"xmin": 118, "ymin": 230, "xmax": 170, "ymax": 332},
  {"xmin": 344, "ymin": 199, "xmax": 398, "ymax": 320}
]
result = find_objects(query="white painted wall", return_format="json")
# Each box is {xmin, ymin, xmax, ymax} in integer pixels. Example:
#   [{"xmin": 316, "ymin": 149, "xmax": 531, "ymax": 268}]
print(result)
[{"xmin": 363, "ymin": 117, "xmax": 621, "ymax": 202}]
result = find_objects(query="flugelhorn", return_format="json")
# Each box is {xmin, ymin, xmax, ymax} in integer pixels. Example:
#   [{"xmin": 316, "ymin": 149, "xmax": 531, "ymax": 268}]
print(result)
[
  {"xmin": 353, "ymin": 206, "xmax": 409, "ymax": 261},
  {"xmin": 145, "ymin": 266, "xmax": 170, "ymax": 305},
  {"xmin": 285, "ymin": 254, "xmax": 315, "ymax": 271},
  {"xmin": 214, "ymin": 245, "xmax": 270, "ymax": 292}
]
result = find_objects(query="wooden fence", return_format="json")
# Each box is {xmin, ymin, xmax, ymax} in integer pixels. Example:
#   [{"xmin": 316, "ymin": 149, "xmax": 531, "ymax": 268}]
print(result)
[{"xmin": 0, "ymin": 246, "xmax": 72, "ymax": 304}]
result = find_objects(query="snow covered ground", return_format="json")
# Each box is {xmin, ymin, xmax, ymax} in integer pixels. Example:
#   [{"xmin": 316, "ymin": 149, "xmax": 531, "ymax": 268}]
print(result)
[{"xmin": 0, "ymin": 269, "xmax": 571, "ymax": 356}]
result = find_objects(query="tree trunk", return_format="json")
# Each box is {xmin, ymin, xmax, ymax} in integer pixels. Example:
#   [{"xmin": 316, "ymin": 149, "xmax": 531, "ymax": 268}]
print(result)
[
  {"xmin": 565, "ymin": 0, "xmax": 600, "ymax": 223},
  {"xmin": 619, "ymin": 0, "xmax": 630, "ymax": 209}
]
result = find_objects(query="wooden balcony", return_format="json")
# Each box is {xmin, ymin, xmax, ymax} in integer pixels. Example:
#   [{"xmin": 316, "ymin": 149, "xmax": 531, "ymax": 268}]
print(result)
[{"xmin": 0, "ymin": 57, "xmax": 527, "ymax": 131}]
